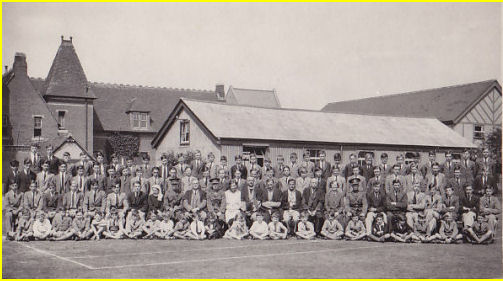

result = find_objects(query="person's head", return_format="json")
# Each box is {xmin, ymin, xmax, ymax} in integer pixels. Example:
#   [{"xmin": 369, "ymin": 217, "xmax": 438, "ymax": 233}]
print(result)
[
  {"xmin": 21, "ymin": 209, "xmax": 31, "ymax": 219},
  {"xmin": 46, "ymin": 145, "xmax": 54, "ymax": 156},
  {"xmin": 482, "ymin": 168, "xmax": 489, "ymax": 176},
  {"xmin": 151, "ymin": 185, "xmax": 160, "ymax": 196},
  {"xmin": 41, "ymin": 160, "xmax": 50, "ymax": 171},
  {"xmin": 131, "ymin": 210, "xmax": 139, "ymax": 219},
  {"xmin": 444, "ymin": 212, "xmax": 453, "ymax": 222},
  {"xmin": 23, "ymin": 158, "xmax": 32, "ymax": 170},
  {"xmin": 59, "ymin": 162, "xmax": 67, "ymax": 173},
  {"xmin": 235, "ymin": 155, "xmax": 242, "ymax": 165},
  {"xmin": 283, "ymin": 166, "xmax": 291, "ymax": 177},
  {"xmin": 247, "ymin": 176, "xmax": 255, "ymax": 187},
  {"xmin": 333, "ymin": 152, "xmax": 341, "ymax": 164},
  {"xmin": 432, "ymin": 163, "xmax": 440, "ymax": 175},
  {"xmin": 412, "ymin": 182, "xmax": 421, "ymax": 192},
  {"xmin": 249, "ymin": 153, "xmax": 257, "ymax": 164},
  {"xmin": 113, "ymin": 181, "xmax": 121, "ymax": 194},
  {"xmin": 463, "ymin": 150, "xmax": 471, "ymax": 160},
  {"xmin": 255, "ymin": 212, "xmax": 264, "ymax": 223},
  {"xmin": 183, "ymin": 166, "xmax": 192, "ymax": 177},
  {"xmin": 90, "ymin": 179, "xmax": 99, "ymax": 191},
  {"xmin": 217, "ymin": 168, "xmax": 226, "ymax": 179},
  {"xmin": 396, "ymin": 154, "xmax": 404, "ymax": 164},
  {"xmin": 9, "ymin": 160, "xmax": 19, "ymax": 172},
  {"xmin": 464, "ymin": 185, "xmax": 473, "ymax": 196},
  {"xmin": 265, "ymin": 168, "xmax": 274, "ymax": 179},
  {"xmin": 349, "ymin": 178, "xmax": 360, "ymax": 192},
  {"xmin": 476, "ymin": 214, "xmax": 485, "ymax": 223},
  {"xmin": 352, "ymin": 166, "xmax": 360, "ymax": 176},
  {"xmin": 309, "ymin": 178, "xmax": 318, "ymax": 188},
  {"xmin": 271, "ymin": 212, "xmax": 280, "ymax": 222},
  {"xmin": 107, "ymin": 167, "xmax": 116, "ymax": 177},
  {"xmin": 63, "ymin": 152, "xmax": 71, "ymax": 162},
  {"xmin": 380, "ymin": 153, "xmax": 388, "ymax": 164},
  {"xmin": 303, "ymin": 152, "xmax": 310, "ymax": 162},
  {"xmin": 373, "ymin": 166, "xmax": 381, "ymax": 177},
  {"xmin": 300, "ymin": 212, "xmax": 308, "ymax": 222},
  {"xmin": 314, "ymin": 167, "xmax": 322, "ymax": 178},
  {"xmin": 234, "ymin": 169, "xmax": 241, "ymax": 179},
  {"xmin": 277, "ymin": 155, "xmax": 284, "ymax": 165},
  {"xmin": 328, "ymin": 210, "xmax": 335, "ymax": 221},
  {"xmin": 288, "ymin": 178, "xmax": 296, "ymax": 191},
  {"xmin": 410, "ymin": 164, "xmax": 418, "ymax": 175},
  {"xmin": 92, "ymin": 162, "xmax": 100, "ymax": 174},
  {"xmin": 266, "ymin": 179, "xmax": 275, "ymax": 190},
  {"xmin": 392, "ymin": 179, "xmax": 401, "ymax": 190},
  {"xmin": 392, "ymin": 164, "xmax": 400, "ymax": 175},
  {"xmin": 250, "ymin": 169, "xmax": 258, "ymax": 179},
  {"xmin": 80, "ymin": 152, "xmax": 88, "ymax": 161},
  {"xmin": 372, "ymin": 182, "xmax": 380, "ymax": 193},
  {"xmin": 264, "ymin": 158, "xmax": 271, "ymax": 167},
  {"xmin": 332, "ymin": 167, "xmax": 341, "ymax": 176},
  {"xmin": 69, "ymin": 180, "xmax": 77, "ymax": 192},
  {"xmin": 167, "ymin": 167, "xmax": 176, "ymax": 178},
  {"xmin": 485, "ymin": 186, "xmax": 494, "ymax": 196},
  {"xmin": 349, "ymin": 153, "xmax": 357, "ymax": 163},
  {"xmin": 482, "ymin": 147, "xmax": 490, "ymax": 158},
  {"xmin": 37, "ymin": 212, "xmax": 46, "ymax": 222},
  {"xmin": 141, "ymin": 154, "xmax": 150, "ymax": 165},
  {"xmin": 96, "ymin": 152, "xmax": 104, "ymax": 163},
  {"xmin": 220, "ymin": 156, "xmax": 227, "ymax": 165},
  {"xmin": 208, "ymin": 152, "xmax": 215, "ymax": 163},
  {"xmin": 376, "ymin": 214, "xmax": 384, "ymax": 224},
  {"xmin": 122, "ymin": 167, "xmax": 130, "ymax": 177},
  {"xmin": 47, "ymin": 183, "xmax": 55, "ymax": 193},
  {"xmin": 290, "ymin": 153, "xmax": 297, "ymax": 162},
  {"xmin": 445, "ymin": 151, "xmax": 453, "ymax": 162},
  {"xmin": 445, "ymin": 186, "xmax": 454, "ymax": 197},
  {"xmin": 30, "ymin": 143, "xmax": 39, "ymax": 153},
  {"xmin": 132, "ymin": 180, "xmax": 141, "ymax": 192},
  {"xmin": 365, "ymin": 153, "xmax": 373, "ymax": 164},
  {"xmin": 428, "ymin": 151, "xmax": 436, "ymax": 162},
  {"xmin": 9, "ymin": 181, "xmax": 18, "ymax": 192},
  {"xmin": 299, "ymin": 168, "xmax": 308, "ymax": 178},
  {"xmin": 28, "ymin": 180, "xmax": 37, "ymax": 192},
  {"xmin": 210, "ymin": 178, "xmax": 220, "ymax": 190},
  {"xmin": 149, "ymin": 167, "xmax": 158, "ymax": 178},
  {"xmin": 453, "ymin": 167, "xmax": 461, "ymax": 178},
  {"xmin": 126, "ymin": 157, "xmax": 133, "ymax": 167},
  {"xmin": 351, "ymin": 214, "xmax": 359, "ymax": 222},
  {"xmin": 194, "ymin": 150, "xmax": 201, "ymax": 160},
  {"xmin": 202, "ymin": 168, "xmax": 210, "ymax": 178},
  {"xmin": 161, "ymin": 154, "xmax": 169, "ymax": 165},
  {"xmin": 319, "ymin": 151, "xmax": 326, "ymax": 161},
  {"xmin": 190, "ymin": 178, "xmax": 200, "ymax": 190}
]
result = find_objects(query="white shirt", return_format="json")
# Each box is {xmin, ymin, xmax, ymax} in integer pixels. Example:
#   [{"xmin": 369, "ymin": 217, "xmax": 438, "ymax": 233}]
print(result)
[{"xmin": 225, "ymin": 190, "xmax": 242, "ymax": 211}]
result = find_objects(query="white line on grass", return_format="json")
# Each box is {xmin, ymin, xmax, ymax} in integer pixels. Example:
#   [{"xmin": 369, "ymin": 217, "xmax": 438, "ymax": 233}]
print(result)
[
  {"xmin": 92, "ymin": 243, "xmax": 403, "ymax": 270},
  {"xmin": 64, "ymin": 240, "xmax": 320, "ymax": 259},
  {"xmin": 15, "ymin": 242, "xmax": 97, "ymax": 270}
]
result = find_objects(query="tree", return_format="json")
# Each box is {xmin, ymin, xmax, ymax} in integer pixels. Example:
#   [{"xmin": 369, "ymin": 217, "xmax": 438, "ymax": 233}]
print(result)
[{"xmin": 108, "ymin": 132, "xmax": 140, "ymax": 159}]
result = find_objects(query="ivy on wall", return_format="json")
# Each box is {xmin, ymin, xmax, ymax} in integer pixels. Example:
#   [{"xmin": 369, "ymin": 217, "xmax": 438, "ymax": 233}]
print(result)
[{"xmin": 108, "ymin": 132, "xmax": 140, "ymax": 158}]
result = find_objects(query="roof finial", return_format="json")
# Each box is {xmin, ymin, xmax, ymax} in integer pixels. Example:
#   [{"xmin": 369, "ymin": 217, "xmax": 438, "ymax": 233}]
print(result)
[
  {"xmin": 70, "ymin": 36, "xmax": 72, "ymax": 42},
  {"xmin": 61, "ymin": 35, "xmax": 64, "ymax": 42}
]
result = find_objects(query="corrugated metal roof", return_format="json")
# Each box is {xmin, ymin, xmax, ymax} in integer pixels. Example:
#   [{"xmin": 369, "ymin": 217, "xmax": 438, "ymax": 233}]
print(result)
[
  {"xmin": 226, "ymin": 87, "xmax": 280, "ymax": 108},
  {"xmin": 181, "ymin": 99, "xmax": 476, "ymax": 148},
  {"xmin": 321, "ymin": 80, "xmax": 500, "ymax": 123}
]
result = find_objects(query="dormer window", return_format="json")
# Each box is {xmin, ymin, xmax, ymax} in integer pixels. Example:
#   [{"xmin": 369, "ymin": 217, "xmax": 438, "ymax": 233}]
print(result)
[{"xmin": 131, "ymin": 112, "xmax": 149, "ymax": 129}]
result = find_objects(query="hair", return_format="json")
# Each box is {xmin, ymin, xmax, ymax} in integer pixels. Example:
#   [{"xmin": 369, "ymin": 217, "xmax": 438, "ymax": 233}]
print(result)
[
  {"xmin": 10, "ymin": 160, "xmax": 19, "ymax": 167},
  {"xmin": 287, "ymin": 178, "xmax": 296, "ymax": 184},
  {"xmin": 234, "ymin": 155, "xmax": 242, "ymax": 160}
]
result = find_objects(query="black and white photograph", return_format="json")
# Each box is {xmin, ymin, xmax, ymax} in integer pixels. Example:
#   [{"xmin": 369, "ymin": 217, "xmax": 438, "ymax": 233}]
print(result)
[{"xmin": 2, "ymin": 2, "xmax": 502, "ymax": 279}]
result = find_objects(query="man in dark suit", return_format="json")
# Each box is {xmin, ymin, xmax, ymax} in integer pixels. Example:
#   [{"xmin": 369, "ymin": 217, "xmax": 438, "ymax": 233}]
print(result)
[
  {"xmin": 385, "ymin": 179, "xmax": 408, "ymax": 233},
  {"xmin": 475, "ymin": 147, "xmax": 496, "ymax": 177},
  {"xmin": 71, "ymin": 152, "xmax": 92, "ymax": 177},
  {"xmin": 28, "ymin": 143, "xmax": 43, "ymax": 173},
  {"xmin": 95, "ymin": 151, "xmax": 109, "ymax": 177},
  {"xmin": 190, "ymin": 150, "xmax": 205, "ymax": 179},
  {"xmin": 366, "ymin": 166, "xmax": 386, "ymax": 195},
  {"xmin": 459, "ymin": 185, "xmax": 479, "ymax": 229},
  {"xmin": 361, "ymin": 153, "xmax": 376, "ymax": 182},
  {"xmin": 315, "ymin": 150, "xmax": 332, "ymax": 180},
  {"xmin": 42, "ymin": 184, "xmax": 61, "ymax": 219},
  {"xmin": 230, "ymin": 155, "xmax": 247, "ymax": 180},
  {"xmin": 126, "ymin": 180, "xmax": 148, "ymax": 219},
  {"xmin": 441, "ymin": 186, "xmax": 460, "ymax": 219},
  {"xmin": 257, "ymin": 178, "xmax": 282, "ymax": 223},
  {"xmin": 44, "ymin": 145, "xmax": 61, "ymax": 175},
  {"xmin": 473, "ymin": 168, "xmax": 497, "ymax": 197},
  {"xmin": 302, "ymin": 178, "xmax": 325, "ymax": 236},
  {"xmin": 4, "ymin": 160, "xmax": 20, "ymax": 194},
  {"xmin": 460, "ymin": 149, "xmax": 476, "ymax": 182},
  {"xmin": 365, "ymin": 181, "xmax": 387, "ymax": 235},
  {"xmin": 139, "ymin": 154, "xmax": 153, "ymax": 178},
  {"xmin": 343, "ymin": 153, "xmax": 359, "ymax": 180},
  {"xmin": 447, "ymin": 167, "xmax": 469, "ymax": 197},
  {"xmin": 52, "ymin": 162, "xmax": 73, "ymax": 194},
  {"xmin": 281, "ymin": 178, "xmax": 303, "ymax": 235},
  {"xmin": 182, "ymin": 178, "xmax": 207, "ymax": 214},
  {"xmin": 441, "ymin": 151, "xmax": 456, "ymax": 179}
]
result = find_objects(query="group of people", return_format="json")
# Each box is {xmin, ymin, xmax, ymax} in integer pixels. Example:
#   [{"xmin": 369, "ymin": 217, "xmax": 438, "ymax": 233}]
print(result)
[{"xmin": 3, "ymin": 144, "xmax": 501, "ymax": 244}]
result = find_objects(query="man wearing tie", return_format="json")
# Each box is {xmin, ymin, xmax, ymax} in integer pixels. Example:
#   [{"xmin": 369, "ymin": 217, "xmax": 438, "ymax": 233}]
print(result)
[
  {"xmin": 159, "ymin": 154, "xmax": 170, "ymax": 180},
  {"xmin": 405, "ymin": 164, "xmax": 424, "ymax": 193},
  {"xmin": 478, "ymin": 186, "xmax": 501, "ymax": 233},
  {"xmin": 367, "ymin": 166, "xmax": 386, "ymax": 195},
  {"xmin": 274, "ymin": 155, "xmax": 286, "ymax": 178},
  {"xmin": 288, "ymin": 153, "xmax": 301, "ymax": 178},
  {"xmin": 44, "ymin": 145, "xmax": 60, "ymax": 175},
  {"xmin": 441, "ymin": 186, "xmax": 460, "ymax": 220},
  {"xmin": 447, "ymin": 167, "xmax": 468, "ymax": 197},
  {"xmin": 460, "ymin": 149, "xmax": 475, "ymax": 182},
  {"xmin": 88, "ymin": 162, "xmax": 105, "ymax": 191},
  {"xmin": 23, "ymin": 180, "xmax": 43, "ymax": 212},
  {"xmin": 406, "ymin": 182, "xmax": 427, "ymax": 229},
  {"xmin": 459, "ymin": 185, "xmax": 479, "ymax": 229},
  {"xmin": 95, "ymin": 151, "xmax": 108, "ymax": 177},
  {"xmin": 206, "ymin": 152, "xmax": 218, "ymax": 179},
  {"xmin": 83, "ymin": 179, "xmax": 106, "ymax": 216},
  {"xmin": 385, "ymin": 180, "xmax": 408, "ymax": 233},
  {"xmin": 378, "ymin": 153, "xmax": 391, "ymax": 177},
  {"xmin": 316, "ymin": 150, "xmax": 332, "ymax": 180},
  {"xmin": 190, "ymin": 150, "xmax": 205, "ymax": 178},
  {"xmin": 246, "ymin": 153, "xmax": 262, "ymax": 179},
  {"xmin": 360, "ymin": 153, "xmax": 375, "ymax": 182},
  {"xmin": 36, "ymin": 160, "xmax": 54, "ymax": 193},
  {"xmin": 148, "ymin": 167, "xmax": 165, "ymax": 194},
  {"xmin": 365, "ymin": 182, "xmax": 387, "ymax": 236},
  {"xmin": 140, "ymin": 154, "xmax": 152, "ymax": 178},
  {"xmin": 279, "ymin": 166, "xmax": 293, "ymax": 192},
  {"xmin": 475, "ymin": 147, "xmax": 495, "ymax": 177},
  {"xmin": 473, "ymin": 168, "xmax": 497, "ymax": 197},
  {"xmin": 282, "ymin": 178, "xmax": 303, "ymax": 235},
  {"xmin": 424, "ymin": 163, "xmax": 446, "ymax": 195},
  {"xmin": 126, "ymin": 181, "xmax": 148, "ymax": 219},
  {"xmin": 62, "ymin": 181, "xmax": 84, "ymax": 215},
  {"xmin": 53, "ymin": 162, "xmax": 72, "ymax": 194},
  {"xmin": 4, "ymin": 160, "xmax": 20, "ymax": 194},
  {"xmin": 182, "ymin": 178, "xmax": 207, "ymax": 216},
  {"xmin": 420, "ymin": 151, "xmax": 437, "ymax": 177},
  {"xmin": 29, "ymin": 143, "xmax": 42, "ymax": 173},
  {"xmin": 106, "ymin": 180, "xmax": 129, "ymax": 218},
  {"xmin": 19, "ymin": 159, "xmax": 37, "ymax": 193},
  {"xmin": 302, "ymin": 178, "xmax": 325, "ymax": 236},
  {"xmin": 73, "ymin": 165, "xmax": 88, "ymax": 193},
  {"xmin": 326, "ymin": 167, "xmax": 346, "ymax": 194},
  {"xmin": 230, "ymin": 155, "xmax": 247, "ymax": 180},
  {"xmin": 441, "ymin": 151, "xmax": 456, "ymax": 179}
]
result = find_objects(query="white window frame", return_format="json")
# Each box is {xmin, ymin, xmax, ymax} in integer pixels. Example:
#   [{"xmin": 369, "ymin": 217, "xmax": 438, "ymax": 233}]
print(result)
[
  {"xmin": 473, "ymin": 124, "xmax": 484, "ymax": 139},
  {"xmin": 180, "ymin": 119, "xmax": 190, "ymax": 145},
  {"xmin": 57, "ymin": 110, "xmax": 66, "ymax": 129},
  {"xmin": 33, "ymin": 116, "xmax": 43, "ymax": 137},
  {"xmin": 131, "ymin": 112, "xmax": 149, "ymax": 129}
]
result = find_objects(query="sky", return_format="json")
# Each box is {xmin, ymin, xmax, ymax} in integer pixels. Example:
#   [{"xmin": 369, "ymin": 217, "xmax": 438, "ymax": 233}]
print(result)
[{"xmin": 2, "ymin": 3, "xmax": 501, "ymax": 110}]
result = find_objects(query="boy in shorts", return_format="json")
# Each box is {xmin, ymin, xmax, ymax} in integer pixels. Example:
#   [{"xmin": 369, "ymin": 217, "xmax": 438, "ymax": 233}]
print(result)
[
  {"xmin": 268, "ymin": 212, "xmax": 288, "ymax": 240},
  {"xmin": 296, "ymin": 212, "xmax": 316, "ymax": 240},
  {"xmin": 345, "ymin": 214, "xmax": 366, "ymax": 241},
  {"xmin": 103, "ymin": 208, "xmax": 124, "ymax": 239},
  {"xmin": 321, "ymin": 211, "xmax": 344, "ymax": 240},
  {"xmin": 72, "ymin": 210, "xmax": 93, "ymax": 240},
  {"xmin": 367, "ymin": 214, "xmax": 390, "ymax": 242},
  {"xmin": 250, "ymin": 212, "xmax": 269, "ymax": 240}
]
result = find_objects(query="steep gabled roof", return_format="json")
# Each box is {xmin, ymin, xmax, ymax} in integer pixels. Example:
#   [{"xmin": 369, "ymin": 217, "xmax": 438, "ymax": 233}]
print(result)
[
  {"xmin": 90, "ymin": 82, "xmax": 221, "ymax": 132},
  {"xmin": 226, "ymin": 86, "xmax": 281, "ymax": 108},
  {"xmin": 322, "ymin": 80, "xmax": 501, "ymax": 123},
  {"xmin": 52, "ymin": 135, "xmax": 95, "ymax": 160},
  {"xmin": 152, "ymin": 99, "xmax": 476, "ymax": 149},
  {"xmin": 43, "ymin": 37, "xmax": 95, "ymax": 99}
]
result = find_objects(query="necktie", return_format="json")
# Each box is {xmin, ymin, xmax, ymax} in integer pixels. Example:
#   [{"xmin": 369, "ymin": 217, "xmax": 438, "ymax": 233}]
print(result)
[
  {"xmin": 43, "ymin": 172, "xmax": 46, "ymax": 181},
  {"xmin": 191, "ymin": 191, "xmax": 198, "ymax": 208},
  {"xmin": 447, "ymin": 197, "xmax": 451, "ymax": 206},
  {"xmin": 412, "ymin": 174, "xmax": 415, "ymax": 184},
  {"xmin": 92, "ymin": 191, "xmax": 95, "ymax": 204},
  {"xmin": 32, "ymin": 192, "xmax": 36, "ymax": 207},
  {"xmin": 413, "ymin": 192, "xmax": 417, "ymax": 204},
  {"xmin": 465, "ymin": 160, "xmax": 468, "ymax": 167},
  {"xmin": 115, "ymin": 193, "xmax": 119, "ymax": 207},
  {"xmin": 433, "ymin": 176, "xmax": 437, "ymax": 187},
  {"xmin": 61, "ymin": 173, "xmax": 65, "ymax": 190},
  {"xmin": 79, "ymin": 177, "xmax": 83, "ymax": 191},
  {"xmin": 375, "ymin": 193, "xmax": 379, "ymax": 202},
  {"xmin": 457, "ymin": 178, "xmax": 460, "ymax": 185},
  {"xmin": 71, "ymin": 192, "xmax": 74, "ymax": 208}
]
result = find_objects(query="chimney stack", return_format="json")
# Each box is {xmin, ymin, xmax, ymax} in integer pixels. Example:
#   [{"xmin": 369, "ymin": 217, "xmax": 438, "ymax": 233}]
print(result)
[
  {"xmin": 215, "ymin": 84, "xmax": 225, "ymax": 100},
  {"xmin": 13, "ymin": 52, "xmax": 27, "ymax": 76},
  {"xmin": 4, "ymin": 65, "xmax": 8, "ymax": 73}
]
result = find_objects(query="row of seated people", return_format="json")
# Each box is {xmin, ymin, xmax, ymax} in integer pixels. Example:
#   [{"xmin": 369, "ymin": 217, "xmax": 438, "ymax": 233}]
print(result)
[{"xmin": 4, "ymin": 171, "xmax": 500, "ymax": 244}]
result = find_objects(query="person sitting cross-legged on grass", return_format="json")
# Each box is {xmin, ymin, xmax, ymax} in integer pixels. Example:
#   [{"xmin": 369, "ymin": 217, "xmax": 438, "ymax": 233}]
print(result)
[
  {"xmin": 155, "ymin": 212, "xmax": 175, "ymax": 239},
  {"xmin": 296, "ymin": 211, "xmax": 316, "ymax": 240},
  {"xmin": 50, "ymin": 210, "xmax": 75, "ymax": 241},
  {"xmin": 7, "ymin": 209, "xmax": 34, "ymax": 241},
  {"xmin": 205, "ymin": 212, "xmax": 227, "ymax": 240},
  {"xmin": 465, "ymin": 214, "xmax": 494, "ymax": 244},
  {"xmin": 32, "ymin": 212, "xmax": 52, "ymax": 240},
  {"xmin": 223, "ymin": 212, "xmax": 249, "ymax": 240},
  {"xmin": 321, "ymin": 211, "xmax": 344, "ymax": 240},
  {"xmin": 345, "ymin": 213, "xmax": 366, "ymax": 241},
  {"xmin": 103, "ymin": 208, "xmax": 124, "ymax": 239},
  {"xmin": 186, "ymin": 211, "xmax": 206, "ymax": 240},
  {"xmin": 142, "ymin": 212, "xmax": 160, "ymax": 239},
  {"xmin": 72, "ymin": 210, "xmax": 93, "ymax": 240},
  {"xmin": 367, "ymin": 214, "xmax": 390, "ymax": 242},
  {"xmin": 431, "ymin": 212, "xmax": 463, "ymax": 244},
  {"xmin": 173, "ymin": 213, "xmax": 191, "ymax": 239},
  {"xmin": 410, "ymin": 216, "xmax": 437, "ymax": 243},
  {"xmin": 390, "ymin": 214, "xmax": 412, "ymax": 243},
  {"xmin": 268, "ymin": 212, "xmax": 288, "ymax": 240},
  {"xmin": 250, "ymin": 212, "xmax": 269, "ymax": 240},
  {"xmin": 124, "ymin": 209, "xmax": 145, "ymax": 239},
  {"xmin": 90, "ymin": 211, "xmax": 107, "ymax": 240}
]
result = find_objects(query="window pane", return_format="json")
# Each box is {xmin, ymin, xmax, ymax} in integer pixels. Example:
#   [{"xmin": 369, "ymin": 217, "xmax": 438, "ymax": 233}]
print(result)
[
  {"xmin": 180, "ymin": 120, "xmax": 190, "ymax": 144},
  {"xmin": 140, "ymin": 120, "xmax": 147, "ymax": 128},
  {"xmin": 133, "ymin": 119, "xmax": 139, "ymax": 127}
]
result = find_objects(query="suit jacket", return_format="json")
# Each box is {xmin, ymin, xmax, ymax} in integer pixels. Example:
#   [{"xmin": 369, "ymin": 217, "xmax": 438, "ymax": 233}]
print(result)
[
  {"xmin": 287, "ymin": 162, "xmax": 301, "ymax": 178},
  {"xmin": 28, "ymin": 152, "xmax": 43, "ymax": 173},
  {"xmin": 147, "ymin": 194, "xmax": 164, "ymax": 213},
  {"xmin": 23, "ymin": 190, "xmax": 43, "ymax": 210},
  {"xmin": 230, "ymin": 164, "xmax": 247, "ymax": 179},
  {"xmin": 459, "ymin": 193, "xmax": 479, "ymax": 214},
  {"xmin": 281, "ymin": 189, "xmax": 303, "ymax": 211},
  {"xmin": 43, "ymin": 155, "xmax": 61, "ymax": 174},
  {"xmin": 4, "ymin": 169, "xmax": 21, "ymax": 194},
  {"xmin": 36, "ymin": 171, "xmax": 54, "ymax": 193},
  {"xmin": 366, "ymin": 176, "xmax": 386, "ymax": 195},
  {"xmin": 51, "ymin": 172, "xmax": 73, "ymax": 194},
  {"xmin": 302, "ymin": 187, "xmax": 325, "ymax": 212},
  {"xmin": 361, "ymin": 164, "xmax": 376, "ymax": 181},
  {"xmin": 106, "ymin": 192, "xmax": 128, "ymax": 212},
  {"xmin": 205, "ymin": 161, "xmax": 219, "ymax": 179},
  {"xmin": 475, "ymin": 158, "xmax": 496, "ymax": 177},
  {"xmin": 316, "ymin": 161, "xmax": 332, "ymax": 179},
  {"xmin": 366, "ymin": 190, "xmax": 386, "ymax": 213},
  {"xmin": 442, "ymin": 194, "xmax": 460, "ymax": 214},
  {"xmin": 127, "ymin": 191, "xmax": 148, "ymax": 212},
  {"xmin": 459, "ymin": 159, "xmax": 476, "ymax": 181},
  {"xmin": 406, "ymin": 190, "xmax": 427, "ymax": 211},
  {"xmin": 378, "ymin": 163, "xmax": 392, "ymax": 177},
  {"xmin": 424, "ymin": 173, "xmax": 448, "ymax": 194},
  {"xmin": 42, "ymin": 191, "xmax": 61, "ymax": 211},
  {"xmin": 441, "ymin": 161, "xmax": 456, "ymax": 179},
  {"xmin": 19, "ymin": 169, "xmax": 36, "ymax": 193},
  {"xmin": 241, "ymin": 186, "xmax": 262, "ymax": 211},
  {"xmin": 257, "ymin": 187, "xmax": 283, "ymax": 213},
  {"xmin": 473, "ymin": 175, "xmax": 497, "ymax": 195},
  {"xmin": 299, "ymin": 161, "xmax": 315, "ymax": 178},
  {"xmin": 190, "ymin": 160, "xmax": 205, "ymax": 178},
  {"xmin": 385, "ymin": 188, "xmax": 408, "ymax": 212},
  {"xmin": 420, "ymin": 161, "xmax": 435, "ymax": 177},
  {"xmin": 182, "ymin": 189, "xmax": 207, "ymax": 211},
  {"xmin": 62, "ymin": 191, "xmax": 84, "ymax": 210},
  {"xmin": 343, "ymin": 163, "xmax": 360, "ymax": 179},
  {"xmin": 73, "ymin": 175, "xmax": 89, "ymax": 193},
  {"xmin": 83, "ymin": 190, "xmax": 107, "ymax": 212},
  {"xmin": 404, "ymin": 173, "xmax": 424, "ymax": 193}
]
